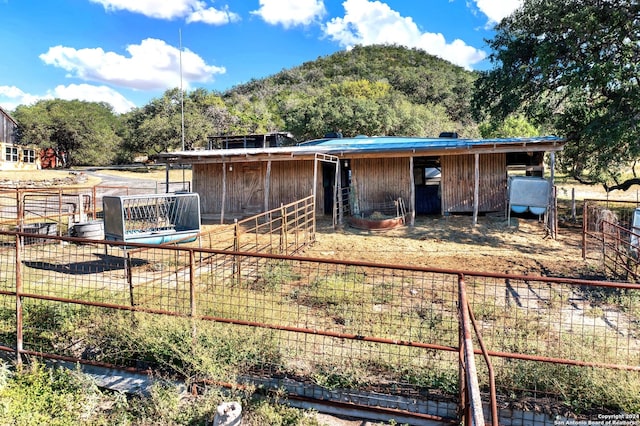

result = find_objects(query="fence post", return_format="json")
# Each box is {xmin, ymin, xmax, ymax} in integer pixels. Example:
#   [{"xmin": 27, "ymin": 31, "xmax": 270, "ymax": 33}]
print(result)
[
  {"xmin": 15, "ymin": 234, "xmax": 23, "ymax": 366},
  {"xmin": 233, "ymin": 219, "xmax": 240, "ymax": 285},
  {"xmin": 458, "ymin": 274, "xmax": 484, "ymax": 426},
  {"xmin": 127, "ymin": 251, "xmax": 134, "ymax": 308},
  {"xmin": 189, "ymin": 249, "xmax": 197, "ymax": 340},
  {"xmin": 281, "ymin": 203, "xmax": 288, "ymax": 255},
  {"xmin": 582, "ymin": 201, "xmax": 587, "ymax": 260}
]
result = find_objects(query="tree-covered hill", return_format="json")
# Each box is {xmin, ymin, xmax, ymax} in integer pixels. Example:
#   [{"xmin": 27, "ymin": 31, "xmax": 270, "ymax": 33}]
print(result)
[{"xmin": 224, "ymin": 44, "xmax": 480, "ymax": 141}]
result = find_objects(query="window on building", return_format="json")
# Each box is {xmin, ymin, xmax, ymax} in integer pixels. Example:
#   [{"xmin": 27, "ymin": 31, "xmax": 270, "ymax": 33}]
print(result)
[
  {"xmin": 22, "ymin": 149, "xmax": 36, "ymax": 163},
  {"xmin": 5, "ymin": 146, "xmax": 18, "ymax": 162}
]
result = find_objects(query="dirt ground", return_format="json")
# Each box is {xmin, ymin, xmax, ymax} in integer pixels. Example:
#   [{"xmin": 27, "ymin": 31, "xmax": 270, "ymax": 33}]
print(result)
[{"xmin": 305, "ymin": 212, "xmax": 593, "ymax": 280}]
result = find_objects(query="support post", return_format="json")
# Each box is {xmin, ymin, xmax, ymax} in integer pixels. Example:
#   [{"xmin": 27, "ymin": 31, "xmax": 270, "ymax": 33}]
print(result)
[
  {"xmin": 221, "ymin": 164, "xmax": 227, "ymax": 224},
  {"xmin": 549, "ymin": 152, "xmax": 557, "ymax": 238},
  {"xmin": 459, "ymin": 274, "xmax": 485, "ymax": 426},
  {"xmin": 264, "ymin": 160, "xmax": 271, "ymax": 214},
  {"xmin": 409, "ymin": 156, "xmax": 415, "ymax": 227},
  {"xmin": 473, "ymin": 153, "xmax": 480, "ymax": 226}
]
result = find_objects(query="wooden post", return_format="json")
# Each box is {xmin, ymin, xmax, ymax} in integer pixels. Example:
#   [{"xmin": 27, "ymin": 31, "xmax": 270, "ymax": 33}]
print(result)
[
  {"xmin": 571, "ymin": 188, "xmax": 576, "ymax": 222},
  {"xmin": 409, "ymin": 156, "xmax": 415, "ymax": 227},
  {"xmin": 165, "ymin": 162, "xmax": 170, "ymax": 193},
  {"xmin": 549, "ymin": 152, "xmax": 556, "ymax": 238},
  {"xmin": 221, "ymin": 164, "xmax": 227, "ymax": 224},
  {"xmin": 264, "ymin": 160, "xmax": 271, "ymax": 214},
  {"xmin": 335, "ymin": 160, "xmax": 341, "ymax": 228},
  {"xmin": 473, "ymin": 153, "xmax": 480, "ymax": 226}
]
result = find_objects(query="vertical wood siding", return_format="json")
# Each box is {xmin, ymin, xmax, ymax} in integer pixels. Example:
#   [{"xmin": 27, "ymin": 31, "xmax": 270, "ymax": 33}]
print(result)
[
  {"xmin": 0, "ymin": 110, "xmax": 17, "ymax": 145},
  {"xmin": 441, "ymin": 153, "xmax": 506, "ymax": 213},
  {"xmin": 194, "ymin": 160, "xmax": 322, "ymax": 216},
  {"xmin": 268, "ymin": 160, "xmax": 317, "ymax": 208},
  {"xmin": 351, "ymin": 158, "xmax": 411, "ymax": 208}
]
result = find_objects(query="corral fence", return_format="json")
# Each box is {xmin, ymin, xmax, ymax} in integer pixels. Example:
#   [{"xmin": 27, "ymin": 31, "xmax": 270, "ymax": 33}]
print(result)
[
  {"xmin": 0, "ymin": 228, "xmax": 638, "ymax": 424},
  {"xmin": 582, "ymin": 199, "xmax": 640, "ymax": 281},
  {"xmin": 0, "ymin": 182, "xmax": 188, "ymax": 236},
  {"xmin": 198, "ymin": 195, "xmax": 316, "ymax": 256}
]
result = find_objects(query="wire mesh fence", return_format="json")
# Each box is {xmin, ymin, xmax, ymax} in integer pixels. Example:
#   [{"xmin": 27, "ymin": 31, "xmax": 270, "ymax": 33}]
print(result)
[
  {"xmin": 583, "ymin": 199, "xmax": 640, "ymax": 281},
  {"xmin": 0, "ymin": 228, "xmax": 638, "ymax": 421}
]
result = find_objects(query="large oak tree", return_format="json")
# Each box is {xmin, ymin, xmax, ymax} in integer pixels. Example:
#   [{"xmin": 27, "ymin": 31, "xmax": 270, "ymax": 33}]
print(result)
[{"xmin": 474, "ymin": 0, "xmax": 640, "ymax": 191}]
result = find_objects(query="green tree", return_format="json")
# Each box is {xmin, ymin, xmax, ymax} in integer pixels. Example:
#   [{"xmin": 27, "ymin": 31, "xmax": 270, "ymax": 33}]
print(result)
[
  {"xmin": 13, "ymin": 99, "xmax": 121, "ymax": 166},
  {"xmin": 123, "ymin": 88, "xmax": 218, "ymax": 158},
  {"xmin": 473, "ymin": 0, "xmax": 640, "ymax": 190},
  {"xmin": 479, "ymin": 115, "xmax": 539, "ymax": 138}
]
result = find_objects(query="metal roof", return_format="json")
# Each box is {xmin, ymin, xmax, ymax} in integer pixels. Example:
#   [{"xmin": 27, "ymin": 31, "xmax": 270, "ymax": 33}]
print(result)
[{"xmin": 158, "ymin": 135, "xmax": 565, "ymax": 163}]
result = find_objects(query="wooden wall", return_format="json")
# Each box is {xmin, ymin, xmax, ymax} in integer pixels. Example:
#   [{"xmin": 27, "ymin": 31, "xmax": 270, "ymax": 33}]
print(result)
[
  {"xmin": 193, "ymin": 153, "xmax": 508, "ymax": 219},
  {"xmin": 351, "ymin": 157, "xmax": 411, "ymax": 208},
  {"xmin": 441, "ymin": 153, "xmax": 506, "ymax": 213},
  {"xmin": 0, "ymin": 109, "xmax": 16, "ymax": 145},
  {"xmin": 193, "ymin": 160, "xmax": 321, "ymax": 218}
]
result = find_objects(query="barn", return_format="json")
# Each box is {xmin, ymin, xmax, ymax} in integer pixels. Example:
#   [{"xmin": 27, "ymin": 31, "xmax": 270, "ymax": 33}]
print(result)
[{"xmin": 158, "ymin": 135, "xmax": 565, "ymax": 226}]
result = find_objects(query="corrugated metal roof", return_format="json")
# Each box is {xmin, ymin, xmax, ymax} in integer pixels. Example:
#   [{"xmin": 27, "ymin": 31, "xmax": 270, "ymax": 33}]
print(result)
[{"xmin": 159, "ymin": 135, "xmax": 565, "ymax": 161}]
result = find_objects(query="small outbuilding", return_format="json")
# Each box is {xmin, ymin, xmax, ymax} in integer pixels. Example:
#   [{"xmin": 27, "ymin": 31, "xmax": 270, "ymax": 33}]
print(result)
[{"xmin": 158, "ymin": 135, "xmax": 565, "ymax": 228}]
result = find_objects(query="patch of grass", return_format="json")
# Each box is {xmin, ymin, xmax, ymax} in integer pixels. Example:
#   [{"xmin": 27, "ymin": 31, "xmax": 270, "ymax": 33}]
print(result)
[
  {"xmin": 252, "ymin": 259, "xmax": 302, "ymax": 291},
  {"xmin": 0, "ymin": 360, "xmax": 106, "ymax": 426},
  {"xmin": 82, "ymin": 312, "xmax": 283, "ymax": 382},
  {"xmin": 304, "ymin": 268, "xmax": 365, "ymax": 307}
]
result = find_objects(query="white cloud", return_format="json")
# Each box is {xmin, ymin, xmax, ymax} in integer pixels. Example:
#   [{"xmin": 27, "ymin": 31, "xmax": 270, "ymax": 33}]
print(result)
[
  {"xmin": 252, "ymin": 0, "xmax": 326, "ymax": 28},
  {"xmin": 0, "ymin": 84, "xmax": 136, "ymax": 114},
  {"xmin": 0, "ymin": 86, "xmax": 44, "ymax": 112},
  {"xmin": 187, "ymin": 5, "xmax": 239, "ymax": 25},
  {"xmin": 52, "ymin": 84, "xmax": 136, "ymax": 114},
  {"xmin": 89, "ymin": 0, "xmax": 240, "ymax": 24},
  {"xmin": 324, "ymin": 0, "xmax": 486, "ymax": 69},
  {"xmin": 472, "ymin": 0, "xmax": 522, "ymax": 24},
  {"xmin": 39, "ymin": 38, "xmax": 226, "ymax": 91}
]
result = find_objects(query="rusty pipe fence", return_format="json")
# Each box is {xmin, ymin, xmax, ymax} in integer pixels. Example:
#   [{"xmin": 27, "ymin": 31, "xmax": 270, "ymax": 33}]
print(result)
[
  {"xmin": 0, "ymin": 229, "xmax": 639, "ymax": 424},
  {"xmin": 582, "ymin": 199, "xmax": 640, "ymax": 281},
  {"xmin": 0, "ymin": 184, "xmax": 172, "ymax": 236}
]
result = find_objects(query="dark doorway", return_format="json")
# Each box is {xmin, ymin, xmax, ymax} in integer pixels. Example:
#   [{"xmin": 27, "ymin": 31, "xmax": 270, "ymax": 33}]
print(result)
[
  {"xmin": 322, "ymin": 160, "xmax": 351, "ymax": 215},
  {"xmin": 414, "ymin": 157, "xmax": 441, "ymax": 215}
]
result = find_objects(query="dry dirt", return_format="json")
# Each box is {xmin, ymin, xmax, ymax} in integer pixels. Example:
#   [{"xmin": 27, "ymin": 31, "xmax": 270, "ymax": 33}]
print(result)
[{"xmin": 305, "ymin": 213, "xmax": 593, "ymax": 280}]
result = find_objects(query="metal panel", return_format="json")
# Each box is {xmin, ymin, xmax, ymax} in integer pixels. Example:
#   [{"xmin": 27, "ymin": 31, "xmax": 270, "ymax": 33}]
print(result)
[
  {"xmin": 103, "ymin": 193, "xmax": 200, "ymax": 244},
  {"xmin": 508, "ymin": 176, "xmax": 550, "ymax": 213}
]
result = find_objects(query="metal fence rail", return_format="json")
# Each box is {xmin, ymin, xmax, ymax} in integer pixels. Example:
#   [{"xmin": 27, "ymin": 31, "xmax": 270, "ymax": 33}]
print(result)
[
  {"xmin": 0, "ymin": 228, "xmax": 638, "ymax": 423},
  {"xmin": 198, "ymin": 195, "xmax": 316, "ymax": 255},
  {"xmin": 583, "ymin": 199, "xmax": 640, "ymax": 281}
]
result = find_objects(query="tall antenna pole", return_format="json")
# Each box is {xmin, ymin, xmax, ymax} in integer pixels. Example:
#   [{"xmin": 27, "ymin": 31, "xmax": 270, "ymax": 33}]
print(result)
[{"xmin": 179, "ymin": 28, "xmax": 185, "ymax": 152}]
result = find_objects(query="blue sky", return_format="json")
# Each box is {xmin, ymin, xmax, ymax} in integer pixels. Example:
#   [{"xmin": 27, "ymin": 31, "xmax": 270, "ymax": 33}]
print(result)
[{"xmin": 0, "ymin": 0, "xmax": 522, "ymax": 114}]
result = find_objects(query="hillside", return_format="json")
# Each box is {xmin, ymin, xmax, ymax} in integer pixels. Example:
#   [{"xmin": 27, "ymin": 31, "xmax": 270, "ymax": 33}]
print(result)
[{"xmin": 223, "ymin": 44, "xmax": 480, "ymax": 141}]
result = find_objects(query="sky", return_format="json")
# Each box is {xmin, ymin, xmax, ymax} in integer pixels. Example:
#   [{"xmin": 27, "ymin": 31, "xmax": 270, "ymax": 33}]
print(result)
[{"xmin": 0, "ymin": 0, "xmax": 523, "ymax": 115}]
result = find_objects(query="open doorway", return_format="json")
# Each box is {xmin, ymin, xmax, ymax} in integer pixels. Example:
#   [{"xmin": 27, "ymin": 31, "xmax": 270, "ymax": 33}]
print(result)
[
  {"xmin": 414, "ymin": 156, "xmax": 441, "ymax": 215},
  {"xmin": 321, "ymin": 159, "xmax": 351, "ymax": 215}
]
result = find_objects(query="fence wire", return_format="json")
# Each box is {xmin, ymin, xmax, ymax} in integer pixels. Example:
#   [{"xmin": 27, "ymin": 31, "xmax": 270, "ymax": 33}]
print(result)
[{"xmin": 0, "ymin": 228, "xmax": 638, "ymax": 421}]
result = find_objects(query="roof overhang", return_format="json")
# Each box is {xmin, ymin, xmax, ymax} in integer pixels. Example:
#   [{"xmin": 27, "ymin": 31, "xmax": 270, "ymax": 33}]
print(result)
[{"xmin": 156, "ymin": 135, "xmax": 565, "ymax": 165}]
